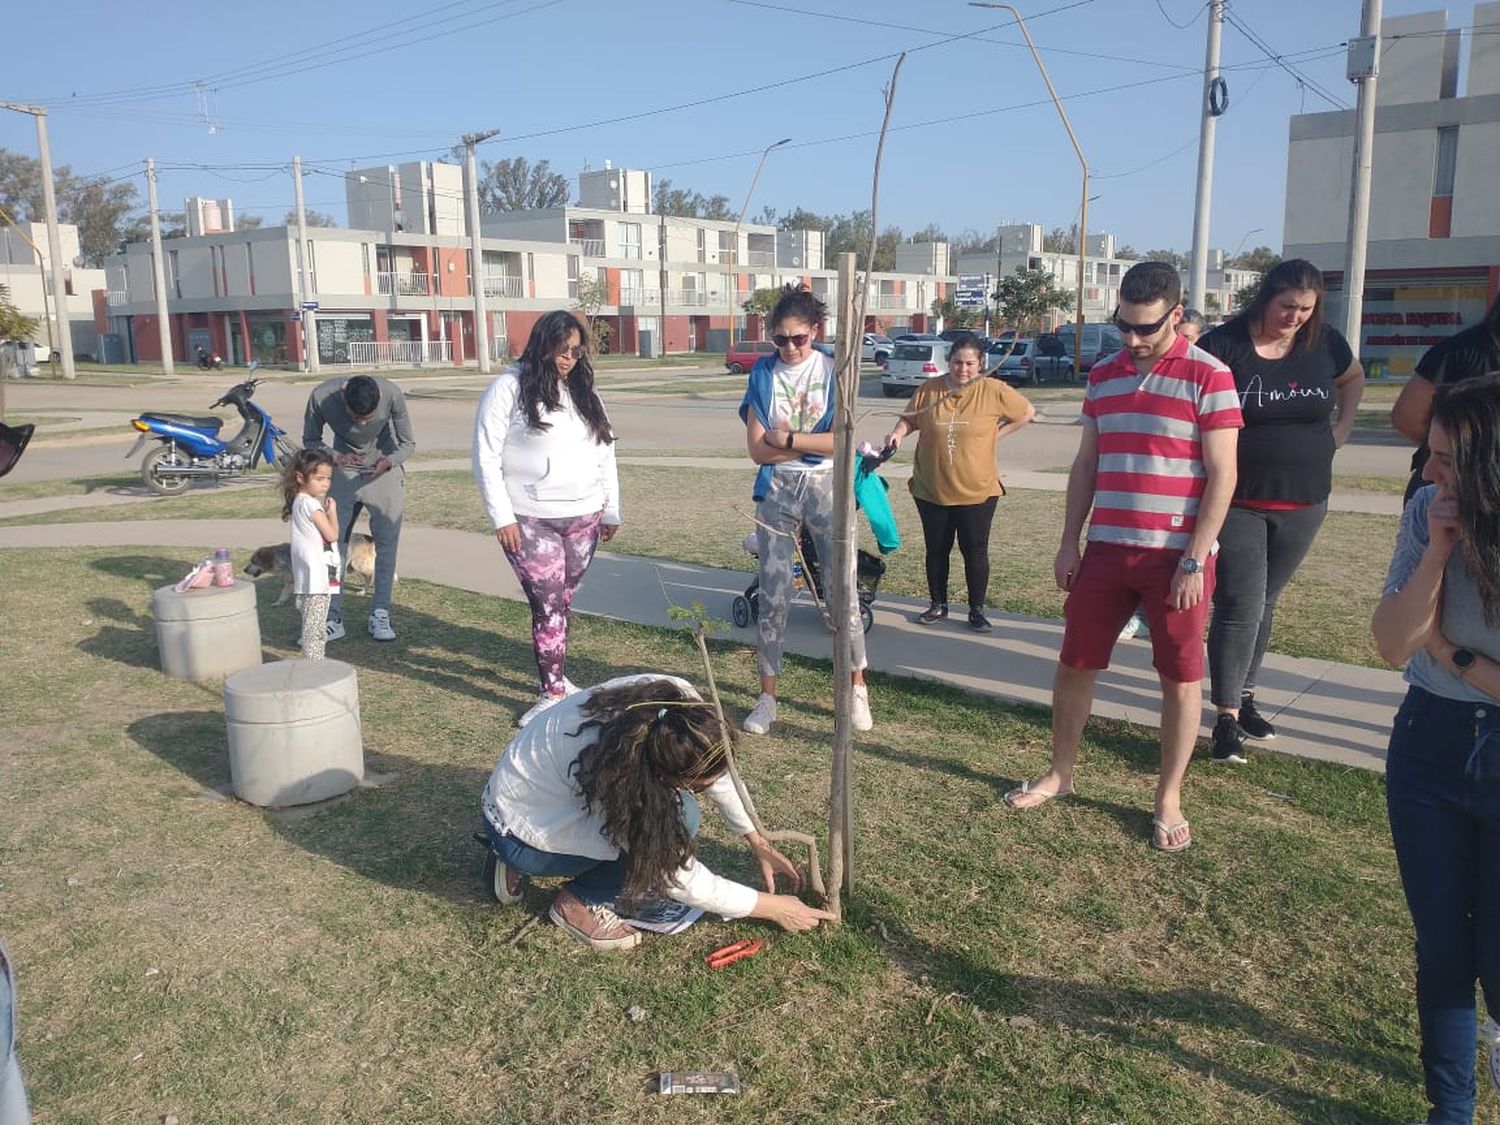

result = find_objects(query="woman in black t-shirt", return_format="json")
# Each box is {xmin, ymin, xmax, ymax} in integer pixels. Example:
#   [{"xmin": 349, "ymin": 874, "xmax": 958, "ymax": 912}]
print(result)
[{"xmin": 1197, "ymin": 259, "xmax": 1365, "ymax": 760}]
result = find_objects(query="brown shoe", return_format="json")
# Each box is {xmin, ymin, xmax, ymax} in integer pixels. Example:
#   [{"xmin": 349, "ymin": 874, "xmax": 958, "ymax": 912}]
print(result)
[{"xmin": 548, "ymin": 887, "xmax": 642, "ymax": 951}]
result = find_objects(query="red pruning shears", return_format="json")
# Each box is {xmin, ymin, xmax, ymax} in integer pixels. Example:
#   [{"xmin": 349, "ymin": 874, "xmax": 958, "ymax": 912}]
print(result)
[{"xmin": 705, "ymin": 938, "xmax": 764, "ymax": 970}]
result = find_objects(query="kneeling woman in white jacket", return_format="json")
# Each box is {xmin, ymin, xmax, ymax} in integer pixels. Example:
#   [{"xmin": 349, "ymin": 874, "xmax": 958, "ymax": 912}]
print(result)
[
  {"xmin": 481, "ymin": 674, "xmax": 834, "ymax": 950},
  {"xmin": 474, "ymin": 310, "xmax": 621, "ymax": 726}
]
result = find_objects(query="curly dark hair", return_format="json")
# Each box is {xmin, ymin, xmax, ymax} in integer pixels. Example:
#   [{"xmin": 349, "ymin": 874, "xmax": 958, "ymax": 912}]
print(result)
[
  {"xmin": 1431, "ymin": 373, "xmax": 1500, "ymax": 624},
  {"xmin": 516, "ymin": 310, "xmax": 614, "ymax": 445},
  {"xmin": 569, "ymin": 678, "xmax": 732, "ymax": 907},
  {"xmin": 279, "ymin": 446, "xmax": 336, "ymax": 520},
  {"xmin": 771, "ymin": 285, "xmax": 828, "ymax": 331}
]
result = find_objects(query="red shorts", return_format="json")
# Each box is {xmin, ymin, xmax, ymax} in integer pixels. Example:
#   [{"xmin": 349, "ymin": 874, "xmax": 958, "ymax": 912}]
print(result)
[{"xmin": 1059, "ymin": 541, "xmax": 1216, "ymax": 683}]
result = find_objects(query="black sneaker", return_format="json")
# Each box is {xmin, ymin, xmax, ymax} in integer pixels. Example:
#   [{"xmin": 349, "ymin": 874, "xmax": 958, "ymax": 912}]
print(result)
[
  {"xmin": 968, "ymin": 608, "xmax": 993, "ymax": 632},
  {"xmin": 1237, "ymin": 693, "xmax": 1277, "ymax": 741},
  {"xmin": 917, "ymin": 602, "xmax": 948, "ymax": 625},
  {"xmin": 1211, "ymin": 713, "xmax": 1248, "ymax": 764}
]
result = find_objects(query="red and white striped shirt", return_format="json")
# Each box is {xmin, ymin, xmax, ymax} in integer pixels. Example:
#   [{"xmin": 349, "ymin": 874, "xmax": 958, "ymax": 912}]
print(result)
[{"xmin": 1081, "ymin": 334, "xmax": 1242, "ymax": 551}]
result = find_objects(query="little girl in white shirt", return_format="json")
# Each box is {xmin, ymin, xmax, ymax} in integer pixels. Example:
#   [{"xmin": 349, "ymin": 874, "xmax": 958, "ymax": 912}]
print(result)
[{"xmin": 280, "ymin": 448, "xmax": 341, "ymax": 660}]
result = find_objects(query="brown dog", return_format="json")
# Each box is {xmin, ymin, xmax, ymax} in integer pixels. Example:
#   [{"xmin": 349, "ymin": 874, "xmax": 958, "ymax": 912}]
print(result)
[{"xmin": 244, "ymin": 534, "xmax": 383, "ymax": 605}]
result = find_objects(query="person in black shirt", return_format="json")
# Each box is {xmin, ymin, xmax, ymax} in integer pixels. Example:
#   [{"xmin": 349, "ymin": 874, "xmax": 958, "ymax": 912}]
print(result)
[
  {"xmin": 1197, "ymin": 260, "xmax": 1365, "ymax": 760},
  {"xmin": 1391, "ymin": 293, "xmax": 1500, "ymax": 502}
]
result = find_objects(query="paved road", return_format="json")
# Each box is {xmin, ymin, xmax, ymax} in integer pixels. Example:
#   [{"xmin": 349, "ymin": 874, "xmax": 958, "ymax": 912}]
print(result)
[{"xmin": 3, "ymin": 368, "xmax": 1414, "ymax": 489}]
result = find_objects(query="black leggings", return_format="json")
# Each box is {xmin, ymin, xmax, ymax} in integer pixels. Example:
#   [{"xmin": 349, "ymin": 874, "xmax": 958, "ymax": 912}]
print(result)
[
  {"xmin": 1206, "ymin": 501, "xmax": 1328, "ymax": 708},
  {"xmin": 914, "ymin": 496, "xmax": 998, "ymax": 609}
]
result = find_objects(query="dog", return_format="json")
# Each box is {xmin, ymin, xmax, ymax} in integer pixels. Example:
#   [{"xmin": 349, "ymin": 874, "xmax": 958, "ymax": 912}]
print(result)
[{"xmin": 244, "ymin": 533, "xmax": 385, "ymax": 605}]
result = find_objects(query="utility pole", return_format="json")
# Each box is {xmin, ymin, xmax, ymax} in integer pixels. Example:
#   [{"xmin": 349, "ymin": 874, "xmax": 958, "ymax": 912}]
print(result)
[
  {"xmin": 1188, "ymin": 0, "xmax": 1225, "ymax": 313},
  {"xmin": 1, "ymin": 103, "xmax": 76, "ymax": 379},
  {"xmin": 1342, "ymin": 0, "xmax": 1383, "ymax": 347},
  {"xmin": 462, "ymin": 129, "xmax": 500, "ymax": 374},
  {"xmin": 658, "ymin": 211, "xmax": 668, "ymax": 357},
  {"xmin": 146, "ymin": 159, "xmax": 174, "ymax": 375},
  {"xmin": 292, "ymin": 156, "xmax": 318, "ymax": 373}
]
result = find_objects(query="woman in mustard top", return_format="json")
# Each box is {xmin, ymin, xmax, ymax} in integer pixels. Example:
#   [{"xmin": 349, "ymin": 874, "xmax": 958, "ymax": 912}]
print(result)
[{"xmin": 883, "ymin": 332, "xmax": 1035, "ymax": 631}]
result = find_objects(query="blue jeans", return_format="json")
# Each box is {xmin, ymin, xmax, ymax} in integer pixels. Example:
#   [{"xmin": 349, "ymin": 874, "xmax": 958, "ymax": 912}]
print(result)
[
  {"xmin": 0, "ymin": 941, "xmax": 29, "ymax": 1125},
  {"xmin": 1387, "ymin": 685, "xmax": 1500, "ymax": 1124},
  {"xmin": 484, "ymin": 793, "xmax": 701, "ymax": 910}
]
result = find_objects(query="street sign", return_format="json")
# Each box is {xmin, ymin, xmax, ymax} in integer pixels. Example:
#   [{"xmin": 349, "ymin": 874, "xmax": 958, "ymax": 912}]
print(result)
[
  {"xmin": 301, "ymin": 301, "xmax": 320, "ymax": 310},
  {"xmin": 955, "ymin": 273, "xmax": 990, "ymax": 308}
]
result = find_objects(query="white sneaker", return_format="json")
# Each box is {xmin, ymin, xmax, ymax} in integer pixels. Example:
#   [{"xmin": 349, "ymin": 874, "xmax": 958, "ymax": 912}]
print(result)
[
  {"xmin": 518, "ymin": 692, "xmax": 568, "ymax": 728},
  {"xmin": 851, "ymin": 684, "xmax": 873, "ymax": 732},
  {"xmin": 742, "ymin": 693, "xmax": 777, "ymax": 735},
  {"xmin": 325, "ymin": 617, "xmax": 346, "ymax": 642},
  {"xmin": 368, "ymin": 609, "xmax": 396, "ymax": 641}
]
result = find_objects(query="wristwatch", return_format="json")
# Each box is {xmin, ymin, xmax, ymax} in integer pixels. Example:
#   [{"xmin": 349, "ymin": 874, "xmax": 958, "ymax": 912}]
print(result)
[
  {"xmin": 1452, "ymin": 647, "xmax": 1477, "ymax": 677},
  {"xmin": 1178, "ymin": 556, "xmax": 1203, "ymax": 575}
]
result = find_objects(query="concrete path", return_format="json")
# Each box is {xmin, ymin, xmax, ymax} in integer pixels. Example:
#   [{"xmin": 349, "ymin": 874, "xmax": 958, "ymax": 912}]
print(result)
[{"xmin": 2, "ymin": 516, "xmax": 1406, "ymax": 774}]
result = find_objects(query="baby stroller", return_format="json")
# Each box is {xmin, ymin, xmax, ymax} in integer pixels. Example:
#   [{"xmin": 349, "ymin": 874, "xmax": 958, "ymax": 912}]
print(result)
[{"xmin": 731, "ymin": 443, "xmax": 898, "ymax": 636}]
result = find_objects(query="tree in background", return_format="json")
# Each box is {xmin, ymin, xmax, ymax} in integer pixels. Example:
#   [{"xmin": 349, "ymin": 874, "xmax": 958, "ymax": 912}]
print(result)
[
  {"xmin": 951, "ymin": 228, "xmax": 998, "ymax": 255},
  {"xmin": 1142, "ymin": 248, "xmax": 1189, "ymax": 269},
  {"xmin": 477, "ymin": 156, "xmax": 570, "ymax": 213},
  {"xmin": 993, "ymin": 268, "xmax": 1073, "ymax": 334},
  {"xmin": 1232, "ymin": 279, "xmax": 1261, "ymax": 312},
  {"xmin": 1042, "ymin": 226, "xmax": 1076, "ymax": 254},
  {"xmin": 284, "ymin": 209, "xmax": 339, "ymax": 228},
  {"xmin": 0, "ymin": 284, "xmax": 38, "ymax": 342},
  {"xmin": 0, "ymin": 147, "xmax": 145, "ymax": 266},
  {"xmin": 774, "ymin": 208, "xmax": 899, "ymax": 270},
  {"xmin": 909, "ymin": 222, "xmax": 947, "ymax": 244},
  {"xmin": 929, "ymin": 295, "xmax": 983, "ymax": 329},
  {"xmin": 235, "ymin": 215, "xmax": 264, "ymax": 231},
  {"xmin": 1115, "ymin": 244, "xmax": 1141, "ymax": 260},
  {"xmin": 1227, "ymin": 245, "xmax": 1280, "ymax": 272},
  {"xmin": 652, "ymin": 178, "xmax": 734, "ymax": 220},
  {"xmin": 573, "ymin": 273, "xmax": 611, "ymax": 353},
  {"xmin": 742, "ymin": 287, "xmax": 782, "ymax": 320}
]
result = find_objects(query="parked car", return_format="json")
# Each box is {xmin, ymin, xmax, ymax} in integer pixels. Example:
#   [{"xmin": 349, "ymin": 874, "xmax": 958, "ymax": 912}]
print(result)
[
  {"xmin": 862, "ymin": 333, "xmax": 893, "ymax": 364},
  {"xmin": 812, "ymin": 341, "xmax": 835, "ymax": 359},
  {"xmin": 987, "ymin": 335, "xmax": 1073, "ymax": 385},
  {"xmin": 891, "ymin": 332, "xmax": 943, "ymax": 344},
  {"xmin": 938, "ymin": 327, "xmax": 987, "ymax": 343},
  {"xmin": 724, "ymin": 339, "xmax": 778, "ymax": 374},
  {"xmin": 881, "ymin": 340, "xmax": 951, "ymax": 397},
  {"xmin": 1049, "ymin": 321, "xmax": 1125, "ymax": 378}
]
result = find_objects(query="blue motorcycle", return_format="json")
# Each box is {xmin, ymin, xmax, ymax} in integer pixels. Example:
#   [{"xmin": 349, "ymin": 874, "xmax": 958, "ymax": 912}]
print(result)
[{"xmin": 125, "ymin": 372, "xmax": 298, "ymax": 496}]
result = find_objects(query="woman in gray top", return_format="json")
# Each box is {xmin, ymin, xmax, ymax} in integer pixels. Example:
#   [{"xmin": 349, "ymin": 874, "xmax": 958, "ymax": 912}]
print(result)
[{"xmin": 1373, "ymin": 373, "xmax": 1500, "ymax": 1125}]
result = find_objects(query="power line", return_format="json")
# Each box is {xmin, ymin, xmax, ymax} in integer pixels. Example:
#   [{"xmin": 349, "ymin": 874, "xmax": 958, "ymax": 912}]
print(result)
[
  {"xmin": 1223, "ymin": 5, "xmax": 1346, "ymax": 110},
  {"xmin": 1154, "ymin": 0, "xmax": 1206, "ymax": 30}
]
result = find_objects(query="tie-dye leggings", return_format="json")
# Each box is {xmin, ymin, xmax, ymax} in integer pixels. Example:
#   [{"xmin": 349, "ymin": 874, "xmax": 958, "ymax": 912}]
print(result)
[{"xmin": 504, "ymin": 511, "xmax": 604, "ymax": 695}]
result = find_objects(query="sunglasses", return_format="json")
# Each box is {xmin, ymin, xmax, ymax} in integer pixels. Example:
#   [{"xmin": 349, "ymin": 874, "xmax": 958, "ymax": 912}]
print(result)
[
  {"xmin": 553, "ymin": 345, "xmax": 587, "ymax": 361},
  {"xmin": 772, "ymin": 333, "xmax": 811, "ymax": 348},
  {"xmin": 1111, "ymin": 306, "xmax": 1176, "ymax": 338}
]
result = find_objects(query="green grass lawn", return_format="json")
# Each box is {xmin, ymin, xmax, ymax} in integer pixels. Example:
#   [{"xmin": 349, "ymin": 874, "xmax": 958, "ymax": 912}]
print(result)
[
  {"xmin": 0, "ymin": 462, "xmax": 1398, "ymax": 668},
  {"xmin": 0, "ymin": 547, "xmax": 1438, "ymax": 1123}
]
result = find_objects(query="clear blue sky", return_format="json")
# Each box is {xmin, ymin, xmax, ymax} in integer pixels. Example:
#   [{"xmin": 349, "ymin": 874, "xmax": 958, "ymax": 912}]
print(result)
[{"xmin": 0, "ymin": 0, "xmax": 1474, "ymax": 254}]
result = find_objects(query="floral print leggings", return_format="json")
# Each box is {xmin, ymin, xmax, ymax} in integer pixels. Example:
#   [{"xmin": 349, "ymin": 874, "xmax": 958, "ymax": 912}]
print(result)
[{"xmin": 504, "ymin": 511, "xmax": 603, "ymax": 695}]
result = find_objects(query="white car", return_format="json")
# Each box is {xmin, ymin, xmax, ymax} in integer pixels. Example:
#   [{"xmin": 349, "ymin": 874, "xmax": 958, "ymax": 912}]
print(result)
[
  {"xmin": 862, "ymin": 333, "xmax": 893, "ymax": 365},
  {"xmin": 881, "ymin": 340, "xmax": 951, "ymax": 397}
]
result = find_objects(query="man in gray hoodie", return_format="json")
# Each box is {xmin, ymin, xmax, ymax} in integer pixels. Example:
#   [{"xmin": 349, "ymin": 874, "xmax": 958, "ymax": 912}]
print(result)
[{"xmin": 302, "ymin": 374, "xmax": 416, "ymax": 641}]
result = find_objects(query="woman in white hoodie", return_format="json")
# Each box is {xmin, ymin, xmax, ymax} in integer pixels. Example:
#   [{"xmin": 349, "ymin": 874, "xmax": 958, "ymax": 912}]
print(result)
[{"xmin": 474, "ymin": 311, "xmax": 621, "ymax": 725}]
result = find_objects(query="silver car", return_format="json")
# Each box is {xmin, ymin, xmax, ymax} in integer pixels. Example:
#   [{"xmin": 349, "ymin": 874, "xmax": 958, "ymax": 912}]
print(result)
[{"xmin": 881, "ymin": 340, "xmax": 951, "ymax": 397}]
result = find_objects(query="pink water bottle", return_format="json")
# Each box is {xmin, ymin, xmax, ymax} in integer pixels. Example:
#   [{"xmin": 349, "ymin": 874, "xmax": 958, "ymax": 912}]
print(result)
[{"xmin": 212, "ymin": 546, "xmax": 234, "ymax": 588}]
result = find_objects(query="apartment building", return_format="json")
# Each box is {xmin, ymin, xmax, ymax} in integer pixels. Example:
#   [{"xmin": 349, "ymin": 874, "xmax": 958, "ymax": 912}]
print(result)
[
  {"xmin": 1, "ymin": 222, "xmax": 106, "ymax": 358},
  {"xmin": 1283, "ymin": 3, "xmax": 1500, "ymax": 375}
]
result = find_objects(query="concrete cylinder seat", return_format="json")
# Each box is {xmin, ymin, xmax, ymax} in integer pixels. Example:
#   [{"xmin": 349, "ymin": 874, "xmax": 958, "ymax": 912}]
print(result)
[
  {"xmin": 223, "ymin": 659, "xmax": 364, "ymax": 808},
  {"xmin": 151, "ymin": 579, "xmax": 262, "ymax": 681}
]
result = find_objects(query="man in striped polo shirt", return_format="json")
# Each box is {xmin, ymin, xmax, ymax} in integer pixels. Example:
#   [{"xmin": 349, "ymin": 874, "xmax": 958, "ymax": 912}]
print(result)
[{"xmin": 1006, "ymin": 261, "xmax": 1242, "ymax": 854}]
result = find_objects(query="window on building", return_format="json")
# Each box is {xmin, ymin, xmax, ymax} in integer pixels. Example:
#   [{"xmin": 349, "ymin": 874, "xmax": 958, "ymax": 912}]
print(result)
[
  {"xmin": 1434, "ymin": 126, "xmax": 1458, "ymax": 196},
  {"xmin": 619, "ymin": 222, "xmax": 642, "ymax": 259},
  {"xmin": 719, "ymin": 230, "xmax": 734, "ymax": 264},
  {"xmin": 697, "ymin": 228, "xmax": 706, "ymax": 263},
  {"xmin": 246, "ymin": 242, "xmax": 256, "ymax": 296},
  {"xmin": 167, "ymin": 249, "xmax": 181, "ymax": 299}
]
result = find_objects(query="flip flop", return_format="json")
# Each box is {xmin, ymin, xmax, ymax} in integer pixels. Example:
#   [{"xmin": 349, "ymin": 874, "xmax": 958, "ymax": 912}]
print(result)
[
  {"xmin": 1151, "ymin": 817, "xmax": 1192, "ymax": 853},
  {"xmin": 1003, "ymin": 779, "xmax": 1073, "ymax": 809}
]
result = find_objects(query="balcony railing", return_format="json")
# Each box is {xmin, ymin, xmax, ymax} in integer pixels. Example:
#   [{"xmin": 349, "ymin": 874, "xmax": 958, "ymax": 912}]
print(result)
[
  {"xmin": 665, "ymin": 289, "xmax": 708, "ymax": 307},
  {"xmin": 346, "ymin": 340, "xmax": 452, "ymax": 367},
  {"xmin": 618, "ymin": 288, "xmax": 659, "ymax": 307},
  {"xmin": 106, "ymin": 290, "xmax": 129, "ymax": 307},
  {"xmin": 870, "ymin": 293, "xmax": 910, "ymax": 309},
  {"xmin": 482, "ymin": 274, "xmax": 525, "ymax": 299},
  {"xmin": 569, "ymin": 237, "xmax": 605, "ymax": 257},
  {"xmin": 376, "ymin": 272, "xmax": 431, "ymax": 297},
  {"xmin": 746, "ymin": 250, "xmax": 775, "ymax": 267}
]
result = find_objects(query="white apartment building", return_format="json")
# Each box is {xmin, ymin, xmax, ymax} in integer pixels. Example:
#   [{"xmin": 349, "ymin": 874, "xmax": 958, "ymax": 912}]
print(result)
[
  {"xmin": 1283, "ymin": 3, "xmax": 1500, "ymax": 375},
  {"xmin": 0, "ymin": 222, "xmax": 107, "ymax": 358}
]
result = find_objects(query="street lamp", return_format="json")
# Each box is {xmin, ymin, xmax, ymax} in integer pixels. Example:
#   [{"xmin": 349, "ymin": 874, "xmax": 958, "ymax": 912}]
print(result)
[
  {"xmin": 0, "ymin": 101, "xmax": 75, "ymax": 379},
  {"xmin": 1231, "ymin": 226, "xmax": 1265, "ymax": 260},
  {"xmin": 726, "ymin": 137, "xmax": 791, "ymax": 349},
  {"xmin": 968, "ymin": 4, "xmax": 1088, "ymax": 381}
]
